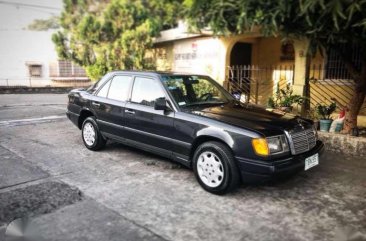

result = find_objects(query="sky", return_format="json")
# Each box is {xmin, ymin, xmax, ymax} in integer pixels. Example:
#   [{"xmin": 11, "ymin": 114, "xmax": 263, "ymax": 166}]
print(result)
[{"xmin": 0, "ymin": 0, "xmax": 63, "ymax": 30}]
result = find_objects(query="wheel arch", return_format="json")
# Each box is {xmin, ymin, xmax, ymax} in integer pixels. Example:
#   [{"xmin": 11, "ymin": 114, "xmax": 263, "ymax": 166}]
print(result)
[
  {"xmin": 78, "ymin": 109, "xmax": 95, "ymax": 129},
  {"xmin": 189, "ymin": 135, "xmax": 233, "ymax": 164}
]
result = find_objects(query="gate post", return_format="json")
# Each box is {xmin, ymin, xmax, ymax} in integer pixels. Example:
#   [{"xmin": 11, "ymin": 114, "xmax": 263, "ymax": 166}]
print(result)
[
  {"xmin": 255, "ymin": 80, "xmax": 259, "ymax": 104},
  {"xmin": 293, "ymin": 39, "xmax": 311, "ymax": 115}
]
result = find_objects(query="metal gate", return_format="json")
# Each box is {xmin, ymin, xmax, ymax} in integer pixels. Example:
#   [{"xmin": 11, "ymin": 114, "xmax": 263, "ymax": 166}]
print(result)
[
  {"xmin": 309, "ymin": 64, "xmax": 366, "ymax": 115},
  {"xmin": 227, "ymin": 65, "xmax": 295, "ymax": 106}
]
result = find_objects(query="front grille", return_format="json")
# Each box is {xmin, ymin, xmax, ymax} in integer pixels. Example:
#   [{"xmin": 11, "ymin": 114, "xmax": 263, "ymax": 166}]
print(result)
[{"xmin": 288, "ymin": 128, "xmax": 317, "ymax": 155}]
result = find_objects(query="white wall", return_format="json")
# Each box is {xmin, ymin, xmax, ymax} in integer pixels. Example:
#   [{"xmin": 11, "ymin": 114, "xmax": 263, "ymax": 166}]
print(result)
[
  {"xmin": 0, "ymin": 30, "xmax": 59, "ymax": 85},
  {"xmin": 0, "ymin": 0, "xmax": 62, "ymax": 86},
  {"xmin": 172, "ymin": 37, "xmax": 227, "ymax": 84}
]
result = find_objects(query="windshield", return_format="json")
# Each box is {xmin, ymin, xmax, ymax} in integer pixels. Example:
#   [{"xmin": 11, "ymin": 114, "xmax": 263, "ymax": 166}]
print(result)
[{"xmin": 161, "ymin": 75, "xmax": 234, "ymax": 108}]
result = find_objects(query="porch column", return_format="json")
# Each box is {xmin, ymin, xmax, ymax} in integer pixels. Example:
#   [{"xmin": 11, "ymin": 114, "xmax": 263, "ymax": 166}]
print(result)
[{"xmin": 292, "ymin": 39, "xmax": 310, "ymax": 96}]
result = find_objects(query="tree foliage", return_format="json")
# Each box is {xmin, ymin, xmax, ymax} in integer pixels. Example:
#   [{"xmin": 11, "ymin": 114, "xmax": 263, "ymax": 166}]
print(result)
[
  {"xmin": 53, "ymin": 0, "xmax": 180, "ymax": 80},
  {"xmin": 184, "ymin": 0, "xmax": 366, "ymax": 44}
]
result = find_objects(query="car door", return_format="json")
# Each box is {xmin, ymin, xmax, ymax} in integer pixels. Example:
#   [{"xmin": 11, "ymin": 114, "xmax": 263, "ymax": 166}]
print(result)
[
  {"xmin": 124, "ymin": 76, "xmax": 175, "ymax": 157},
  {"xmin": 91, "ymin": 74, "xmax": 133, "ymax": 138}
]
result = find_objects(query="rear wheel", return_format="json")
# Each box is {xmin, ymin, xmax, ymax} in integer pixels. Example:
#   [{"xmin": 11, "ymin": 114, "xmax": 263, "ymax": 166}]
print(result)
[
  {"xmin": 81, "ymin": 116, "xmax": 106, "ymax": 151},
  {"xmin": 193, "ymin": 141, "xmax": 240, "ymax": 195}
]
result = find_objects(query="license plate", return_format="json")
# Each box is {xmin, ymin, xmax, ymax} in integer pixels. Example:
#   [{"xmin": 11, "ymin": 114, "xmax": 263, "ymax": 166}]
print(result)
[{"xmin": 305, "ymin": 153, "xmax": 319, "ymax": 170}]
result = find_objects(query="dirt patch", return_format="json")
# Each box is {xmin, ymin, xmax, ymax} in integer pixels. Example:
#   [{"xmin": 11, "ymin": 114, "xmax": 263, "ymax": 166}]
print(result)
[{"xmin": 0, "ymin": 181, "xmax": 83, "ymax": 226}]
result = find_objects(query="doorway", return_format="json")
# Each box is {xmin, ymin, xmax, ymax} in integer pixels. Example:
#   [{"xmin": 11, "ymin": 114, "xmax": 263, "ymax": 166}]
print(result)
[
  {"xmin": 229, "ymin": 42, "xmax": 252, "ymax": 101},
  {"xmin": 230, "ymin": 42, "xmax": 252, "ymax": 66}
]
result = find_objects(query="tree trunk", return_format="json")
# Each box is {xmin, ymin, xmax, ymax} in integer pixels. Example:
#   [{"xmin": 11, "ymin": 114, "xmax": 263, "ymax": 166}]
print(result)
[
  {"xmin": 301, "ymin": 53, "xmax": 312, "ymax": 117},
  {"xmin": 343, "ymin": 89, "xmax": 365, "ymax": 133},
  {"xmin": 337, "ymin": 46, "xmax": 366, "ymax": 134},
  {"xmin": 343, "ymin": 68, "xmax": 366, "ymax": 133}
]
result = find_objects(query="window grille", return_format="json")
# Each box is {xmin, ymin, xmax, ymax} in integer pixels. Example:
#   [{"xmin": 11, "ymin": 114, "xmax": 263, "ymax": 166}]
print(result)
[
  {"xmin": 26, "ymin": 63, "xmax": 42, "ymax": 77},
  {"xmin": 325, "ymin": 44, "xmax": 361, "ymax": 80},
  {"xmin": 49, "ymin": 60, "xmax": 87, "ymax": 77}
]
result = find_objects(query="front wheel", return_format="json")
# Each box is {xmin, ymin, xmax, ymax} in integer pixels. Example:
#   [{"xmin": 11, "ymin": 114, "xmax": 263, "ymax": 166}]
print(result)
[
  {"xmin": 193, "ymin": 141, "xmax": 240, "ymax": 195},
  {"xmin": 81, "ymin": 116, "xmax": 106, "ymax": 151}
]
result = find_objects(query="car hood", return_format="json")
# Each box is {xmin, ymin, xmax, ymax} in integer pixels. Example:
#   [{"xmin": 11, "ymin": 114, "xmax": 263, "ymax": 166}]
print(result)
[{"xmin": 184, "ymin": 103, "xmax": 312, "ymax": 136}]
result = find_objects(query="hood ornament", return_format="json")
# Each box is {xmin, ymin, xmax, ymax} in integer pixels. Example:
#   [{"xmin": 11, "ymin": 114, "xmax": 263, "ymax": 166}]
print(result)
[{"xmin": 297, "ymin": 118, "xmax": 305, "ymax": 129}]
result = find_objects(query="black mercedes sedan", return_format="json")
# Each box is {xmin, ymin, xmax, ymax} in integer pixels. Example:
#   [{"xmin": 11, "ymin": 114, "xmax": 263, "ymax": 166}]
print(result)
[{"xmin": 66, "ymin": 71, "xmax": 324, "ymax": 194}]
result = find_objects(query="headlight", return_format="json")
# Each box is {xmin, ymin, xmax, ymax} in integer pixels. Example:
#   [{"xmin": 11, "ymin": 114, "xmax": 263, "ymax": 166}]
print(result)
[
  {"xmin": 266, "ymin": 135, "xmax": 289, "ymax": 154},
  {"xmin": 267, "ymin": 136, "xmax": 283, "ymax": 153},
  {"xmin": 252, "ymin": 135, "xmax": 289, "ymax": 156}
]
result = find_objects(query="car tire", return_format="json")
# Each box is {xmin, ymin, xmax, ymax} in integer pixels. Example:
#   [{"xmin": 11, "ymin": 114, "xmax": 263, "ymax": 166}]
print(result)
[
  {"xmin": 81, "ymin": 116, "xmax": 106, "ymax": 151},
  {"xmin": 193, "ymin": 141, "xmax": 240, "ymax": 195}
]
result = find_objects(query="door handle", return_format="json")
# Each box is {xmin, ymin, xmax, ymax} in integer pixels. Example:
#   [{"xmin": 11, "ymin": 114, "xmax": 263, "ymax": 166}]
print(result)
[
  {"xmin": 92, "ymin": 102, "xmax": 100, "ymax": 107},
  {"xmin": 125, "ymin": 109, "xmax": 135, "ymax": 114}
]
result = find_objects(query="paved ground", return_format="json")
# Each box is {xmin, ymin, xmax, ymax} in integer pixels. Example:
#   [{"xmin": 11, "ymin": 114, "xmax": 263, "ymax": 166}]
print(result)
[{"xmin": 0, "ymin": 94, "xmax": 365, "ymax": 241}]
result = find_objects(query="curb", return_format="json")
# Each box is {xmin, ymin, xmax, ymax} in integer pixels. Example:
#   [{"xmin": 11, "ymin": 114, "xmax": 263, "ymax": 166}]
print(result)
[
  {"xmin": 0, "ymin": 87, "xmax": 79, "ymax": 94},
  {"xmin": 318, "ymin": 132, "xmax": 366, "ymax": 157}
]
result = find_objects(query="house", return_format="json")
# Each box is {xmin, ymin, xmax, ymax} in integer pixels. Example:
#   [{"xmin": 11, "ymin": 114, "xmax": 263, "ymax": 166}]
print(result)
[
  {"xmin": 0, "ymin": 0, "xmax": 90, "ymax": 88},
  {"xmin": 153, "ymin": 22, "xmax": 366, "ymax": 120}
]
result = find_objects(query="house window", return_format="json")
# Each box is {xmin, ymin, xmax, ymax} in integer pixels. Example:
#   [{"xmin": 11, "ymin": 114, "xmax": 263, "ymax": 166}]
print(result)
[
  {"xmin": 26, "ymin": 63, "xmax": 42, "ymax": 77},
  {"xmin": 280, "ymin": 42, "xmax": 295, "ymax": 61},
  {"xmin": 325, "ymin": 44, "xmax": 361, "ymax": 80},
  {"xmin": 59, "ymin": 60, "xmax": 72, "ymax": 77},
  {"xmin": 49, "ymin": 60, "xmax": 87, "ymax": 77}
]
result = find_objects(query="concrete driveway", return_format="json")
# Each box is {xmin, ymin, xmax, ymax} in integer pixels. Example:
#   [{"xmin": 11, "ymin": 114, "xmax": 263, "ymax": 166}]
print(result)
[{"xmin": 0, "ymin": 94, "xmax": 365, "ymax": 241}]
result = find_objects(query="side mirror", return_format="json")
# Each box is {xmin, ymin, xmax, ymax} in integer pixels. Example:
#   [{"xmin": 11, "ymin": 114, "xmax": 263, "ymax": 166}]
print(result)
[
  {"xmin": 232, "ymin": 91, "xmax": 241, "ymax": 100},
  {"xmin": 154, "ymin": 97, "xmax": 168, "ymax": 110}
]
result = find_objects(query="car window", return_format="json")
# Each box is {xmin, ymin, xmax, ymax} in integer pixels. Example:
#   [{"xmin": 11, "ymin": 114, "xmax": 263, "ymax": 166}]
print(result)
[
  {"xmin": 96, "ymin": 79, "xmax": 111, "ymax": 98},
  {"xmin": 88, "ymin": 72, "xmax": 112, "ymax": 93},
  {"xmin": 107, "ymin": 75, "xmax": 132, "ymax": 101},
  {"xmin": 162, "ymin": 75, "xmax": 232, "ymax": 107},
  {"xmin": 131, "ymin": 77, "xmax": 165, "ymax": 107}
]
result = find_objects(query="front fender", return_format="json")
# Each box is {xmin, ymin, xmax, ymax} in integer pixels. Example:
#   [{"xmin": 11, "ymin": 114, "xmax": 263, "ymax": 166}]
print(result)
[{"xmin": 196, "ymin": 127, "xmax": 235, "ymax": 148}]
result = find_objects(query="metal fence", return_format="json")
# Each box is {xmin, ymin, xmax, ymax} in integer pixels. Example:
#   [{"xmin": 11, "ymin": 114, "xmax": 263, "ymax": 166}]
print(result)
[
  {"xmin": 0, "ymin": 60, "xmax": 92, "ymax": 88},
  {"xmin": 227, "ymin": 64, "xmax": 366, "ymax": 115},
  {"xmin": 309, "ymin": 64, "xmax": 366, "ymax": 114},
  {"xmin": 227, "ymin": 65, "xmax": 295, "ymax": 106}
]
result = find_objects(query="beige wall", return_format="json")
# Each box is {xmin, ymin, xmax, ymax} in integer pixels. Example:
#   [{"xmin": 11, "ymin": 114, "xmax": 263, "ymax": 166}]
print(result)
[
  {"xmin": 153, "ymin": 35, "xmax": 365, "ymax": 110},
  {"xmin": 154, "ymin": 35, "xmax": 294, "ymax": 82},
  {"xmin": 153, "ymin": 35, "xmax": 295, "ymax": 106}
]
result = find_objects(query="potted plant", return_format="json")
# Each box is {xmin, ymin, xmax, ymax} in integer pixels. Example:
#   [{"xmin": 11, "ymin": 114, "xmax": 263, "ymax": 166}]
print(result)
[
  {"xmin": 267, "ymin": 83, "xmax": 306, "ymax": 113},
  {"xmin": 316, "ymin": 102, "xmax": 336, "ymax": 132}
]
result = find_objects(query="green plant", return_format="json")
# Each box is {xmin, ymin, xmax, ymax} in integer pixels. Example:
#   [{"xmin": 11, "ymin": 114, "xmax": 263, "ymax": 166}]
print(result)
[
  {"xmin": 53, "ymin": 0, "xmax": 180, "ymax": 81},
  {"xmin": 316, "ymin": 102, "xmax": 336, "ymax": 120},
  {"xmin": 307, "ymin": 107, "xmax": 320, "ymax": 121},
  {"xmin": 267, "ymin": 97, "xmax": 276, "ymax": 108},
  {"xmin": 267, "ymin": 83, "xmax": 306, "ymax": 108}
]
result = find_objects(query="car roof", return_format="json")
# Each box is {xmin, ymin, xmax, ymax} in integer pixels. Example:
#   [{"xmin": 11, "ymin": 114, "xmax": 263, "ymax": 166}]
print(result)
[{"xmin": 107, "ymin": 70, "xmax": 208, "ymax": 78}]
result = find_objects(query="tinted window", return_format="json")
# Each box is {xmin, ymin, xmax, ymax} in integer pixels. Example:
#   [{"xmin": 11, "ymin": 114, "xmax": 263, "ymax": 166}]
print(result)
[
  {"xmin": 107, "ymin": 75, "xmax": 132, "ymax": 101},
  {"xmin": 131, "ymin": 77, "xmax": 165, "ymax": 107},
  {"xmin": 162, "ymin": 75, "xmax": 232, "ymax": 107},
  {"xmin": 96, "ymin": 80, "xmax": 111, "ymax": 98}
]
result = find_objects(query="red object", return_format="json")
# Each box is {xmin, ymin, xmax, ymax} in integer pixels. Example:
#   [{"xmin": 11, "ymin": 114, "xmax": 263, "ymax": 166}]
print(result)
[{"xmin": 339, "ymin": 109, "xmax": 346, "ymax": 118}]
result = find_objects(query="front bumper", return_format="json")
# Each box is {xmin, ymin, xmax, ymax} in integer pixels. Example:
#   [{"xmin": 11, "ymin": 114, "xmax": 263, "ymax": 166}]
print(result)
[{"xmin": 236, "ymin": 140, "xmax": 325, "ymax": 183}]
